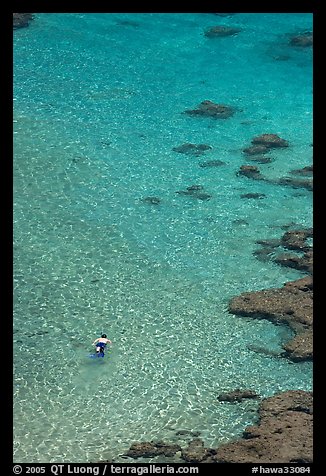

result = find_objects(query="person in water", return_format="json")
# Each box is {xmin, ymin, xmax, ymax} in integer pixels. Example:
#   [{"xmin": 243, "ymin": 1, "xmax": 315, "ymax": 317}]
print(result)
[{"xmin": 93, "ymin": 334, "xmax": 112, "ymax": 354}]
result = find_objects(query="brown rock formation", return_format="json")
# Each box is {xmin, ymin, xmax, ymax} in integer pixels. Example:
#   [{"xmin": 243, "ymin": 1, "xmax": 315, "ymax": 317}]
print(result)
[
  {"xmin": 274, "ymin": 250, "xmax": 313, "ymax": 275},
  {"xmin": 259, "ymin": 228, "xmax": 314, "ymax": 274},
  {"xmin": 228, "ymin": 276, "xmax": 313, "ymax": 361},
  {"xmin": 251, "ymin": 134, "xmax": 289, "ymax": 148},
  {"xmin": 254, "ymin": 228, "xmax": 313, "ymax": 274},
  {"xmin": 281, "ymin": 229, "xmax": 313, "ymax": 252},
  {"xmin": 237, "ymin": 157, "xmax": 312, "ymax": 192},
  {"xmin": 243, "ymin": 145, "xmax": 270, "ymax": 155},
  {"xmin": 125, "ymin": 441, "xmax": 181, "ymax": 459},
  {"xmin": 237, "ymin": 165, "xmax": 264, "ymax": 180},
  {"xmin": 121, "ymin": 391, "xmax": 312, "ymax": 463},
  {"xmin": 229, "ymin": 275, "xmax": 313, "ymax": 329},
  {"xmin": 282, "ymin": 329, "xmax": 313, "ymax": 361},
  {"xmin": 243, "ymin": 133, "xmax": 289, "ymax": 159},
  {"xmin": 216, "ymin": 390, "xmax": 313, "ymax": 463},
  {"xmin": 181, "ymin": 438, "xmax": 217, "ymax": 463},
  {"xmin": 184, "ymin": 100, "xmax": 235, "ymax": 119}
]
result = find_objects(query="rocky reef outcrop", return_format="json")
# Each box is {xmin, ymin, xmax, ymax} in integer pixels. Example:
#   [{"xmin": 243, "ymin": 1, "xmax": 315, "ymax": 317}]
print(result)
[
  {"xmin": 251, "ymin": 134, "xmax": 289, "ymax": 148},
  {"xmin": 254, "ymin": 228, "xmax": 313, "ymax": 275},
  {"xmin": 184, "ymin": 100, "xmax": 235, "ymax": 119},
  {"xmin": 243, "ymin": 133, "xmax": 289, "ymax": 156},
  {"xmin": 240, "ymin": 134, "xmax": 312, "ymax": 190},
  {"xmin": 228, "ymin": 276, "xmax": 313, "ymax": 362},
  {"xmin": 216, "ymin": 390, "xmax": 313, "ymax": 463},
  {"xmin": 124, "ymin": 441, "xmax": 181, "ymax": 459},
  {"xmin": 289, "ymin": 32, "xmax": 313, "ymax": 47},
  {"xmin": 237, "ymin": 165, "xmax": 264, "ymax": 180},
  {"xmin": 13, "ymin": 13, "xmax": 34, "ymax": 29},
  {"xmin": 237, "ymin": 164, "xmax": 313, "ymax": 191},
  {"xmin": 121, "ymin": 390, "xmax": 312, "ymax": 463}
]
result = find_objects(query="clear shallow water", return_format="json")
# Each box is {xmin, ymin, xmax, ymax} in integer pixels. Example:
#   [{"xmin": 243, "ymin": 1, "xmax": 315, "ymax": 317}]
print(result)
[{"xmin": 13, "ymin": 13, "xmax": 312, "ymax": 463}]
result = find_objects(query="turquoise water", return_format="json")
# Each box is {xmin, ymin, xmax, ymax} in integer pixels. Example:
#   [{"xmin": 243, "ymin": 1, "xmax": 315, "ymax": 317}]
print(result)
[{"xmin": 13, "ymin": 13, "xmax": 313, "ymax": 463}]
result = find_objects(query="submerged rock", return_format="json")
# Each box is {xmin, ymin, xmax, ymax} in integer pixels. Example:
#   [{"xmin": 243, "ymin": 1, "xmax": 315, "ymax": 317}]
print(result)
[
  {"xmin": 243, "ymin": 134, "xmax": 289, "ymax": 157},
  {"xmin": 255, "ymin": 238, "xmax": 282, "ymax": 248},
  {"xmin": 240, "ymin": 193, "xmax": 266, "ymax": 199},
  {"xmin": 213, "ymin": 13, "xmax": 236, "ymax": 17},
  {"xmin": 216, "ymin": 390, "xmax": 313, "ymax": 463},
  {"xmin": 177, "ymin": 192, "xmax": 212, "ymax": 201},
  {"xmin": 251, "ymin": 134, "xmax": 289, "ymax": 148},
  {"xmin": 120, "ymin": 391, "xmax": 313, "ymax": 464},
  {"xmin": 229, "ymin": 276, "xmax": 313, "ymax": 329},
  {"xmin": 289, "ymin": 32, "xmax": 313, "ymax": 47},
  {"xmin": 184, "ymin": 184, "xmax": 204, "ymax": 192},
  {"xmin": 184, "ymin": 100, "xmax": 235, "ymax": 119},
  {"xmin": 125, "ymin": 441, "xmax": 181, "ymax": 459},
  {"xmin": 13, "ymin": 13, "xmax": 33, "ymax": 29},
  {"xmin": 274, "ymin": 250, "xmax": 313, "ymax": 274},
  {"xmin": 204, "ymin": 25, "xmax": 242, "ymax": 38},
  {"xmin": 243, "ymin": 145, "xmax": 270, "ymax": 155},
  {"xmin": 248, "ymin": 156, "xmax": 274, "ymax": 164},
  {"xmin": 176, "ymin": 185, "xmax": 212, "ymax": 201},
  {"xmin": 237, "ymin": 158, "xmax": 312, "ymax": 192},
  {"xmin": 253, "ymin": 247, "xmax": 275, "ymax": 262},
  {"xmin": 217, "ymin": 389, "xmax": 259, "ymax": 402},
  {"xmin": 272, "ymin": 54, "xmax": 291, "ymax": 61},
  {"xmin": 282, "ymin": 329, "xmax": 313, "ymax": 361},
  {"xmin": 254, "ymin": 228, "xmax": 313, "ymax": 275},
  {"xmin": 141, "ymin": 196, "xmax": 161, "ymax": 205},
  {"xmin": 277, "ymin": 176, "xmax": 313, "ymax": 191},
  {"xmin": 181, "ymin": 438, "xmax": 216, "ymax": 463},
  {"xmin": 247, "ymin": 344, "xmax": 281, "ymax": 358},
  {"xmin": 290, "ymin": 165, "xmax": 313, "ymax": 176},
  {"xmin": 237, "ymin": 165, "xmax": 264, "ymax": 180},
  {"xmin": 199, "ymin": 159, "xmax": 225, "ymax": 168},
  {"xmin": 115, "ymin": 19, "xmax": 140, "ymax": 28},
  {"xmin": 172, "ymin": 143, "xmax": 212, "ymax": 156},
  {"xmin": 281, "ymin": 229, "xmax": 313, "ymax": 252},
  {"xmin": 228, "ymin": 276, "xmax": 313, "ymax": 361}
]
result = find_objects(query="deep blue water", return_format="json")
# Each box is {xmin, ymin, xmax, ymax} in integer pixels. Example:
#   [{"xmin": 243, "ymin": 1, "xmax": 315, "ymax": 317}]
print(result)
[{"xmin": 13, "ymin": 13, "xmax": 312, "ymax": 463}]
